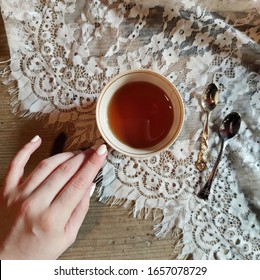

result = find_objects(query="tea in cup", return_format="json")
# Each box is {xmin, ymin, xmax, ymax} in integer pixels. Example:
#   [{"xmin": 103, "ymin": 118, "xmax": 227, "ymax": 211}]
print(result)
[{"xmin": 96, "ymin": 69, "xmax": 184, "ymax": 158}]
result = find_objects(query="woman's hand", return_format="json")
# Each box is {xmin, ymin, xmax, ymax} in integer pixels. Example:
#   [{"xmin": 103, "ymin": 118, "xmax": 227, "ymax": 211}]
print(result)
[{"xmin": 0, "ymin": 135, "xmax": 107, "ymax": 259}]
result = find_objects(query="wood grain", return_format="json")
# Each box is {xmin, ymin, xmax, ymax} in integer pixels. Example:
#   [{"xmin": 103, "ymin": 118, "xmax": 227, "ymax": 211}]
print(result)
[{"xmin": 0, "ymin": 13, "xmax": 183, "ymax": 260}]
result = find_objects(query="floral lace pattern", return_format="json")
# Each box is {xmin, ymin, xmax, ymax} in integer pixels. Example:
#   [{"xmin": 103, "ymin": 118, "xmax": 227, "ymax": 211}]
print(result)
[{"xmin": 1, "ymin": 0, "xmax": 259, "ymax": 259}]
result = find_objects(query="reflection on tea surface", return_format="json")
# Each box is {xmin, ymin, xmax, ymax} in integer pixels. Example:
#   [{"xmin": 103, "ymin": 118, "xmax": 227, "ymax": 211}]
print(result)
[{"xmin": 108, "ymin": 81, "xmax": 174, "ymax": 149}]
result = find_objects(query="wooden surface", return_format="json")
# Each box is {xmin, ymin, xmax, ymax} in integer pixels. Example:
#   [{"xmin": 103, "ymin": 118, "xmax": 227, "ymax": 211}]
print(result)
[{"xmin": 0, "ymin": 13, "xmax": 183, "ymax": 260}]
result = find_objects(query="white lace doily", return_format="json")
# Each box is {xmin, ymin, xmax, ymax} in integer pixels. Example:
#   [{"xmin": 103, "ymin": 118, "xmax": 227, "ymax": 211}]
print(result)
[{"xmin": 1, "ymin": 0, "xmax": 259, "ymax": 259}]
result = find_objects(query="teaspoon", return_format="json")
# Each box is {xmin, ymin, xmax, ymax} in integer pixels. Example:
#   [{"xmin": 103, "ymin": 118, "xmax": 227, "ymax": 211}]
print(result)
[
  {"xmin": 197, "ymin": 112, "xmax": 241, "ymax": 200},
  {"xmin": 196, "ymin": 83, "xmax": 219, "ymax": 171}
]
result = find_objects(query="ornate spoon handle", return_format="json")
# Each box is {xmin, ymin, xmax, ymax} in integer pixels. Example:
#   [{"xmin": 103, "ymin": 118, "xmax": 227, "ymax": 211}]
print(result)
[
  {"xmin": 196, "ymin": 111, "xmax": 210, "ymax": 171},
  {"xmin": 197, "ymin": 139, "xmax": 225, "ymax": 200}
]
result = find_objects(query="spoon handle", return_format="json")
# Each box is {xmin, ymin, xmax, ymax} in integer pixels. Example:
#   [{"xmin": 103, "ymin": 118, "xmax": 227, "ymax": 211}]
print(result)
[
  {"xmin": 196, "ymin": 111, "xmax": 211, "ymax": 171},
  {"xmin": 197, "ymin": 139, "xmax": 225, "ymax": 200}
]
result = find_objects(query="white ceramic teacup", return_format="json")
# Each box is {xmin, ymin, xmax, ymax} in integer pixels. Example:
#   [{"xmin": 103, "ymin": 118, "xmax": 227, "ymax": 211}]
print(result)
[{"xmin": 96, "ymin": 69, "xmax": 184, "ymax": 158}]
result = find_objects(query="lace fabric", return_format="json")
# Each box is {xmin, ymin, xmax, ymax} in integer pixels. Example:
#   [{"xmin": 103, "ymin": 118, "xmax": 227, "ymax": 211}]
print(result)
[{"xmin": 0, "ymin": 0, "xmax": 259, "ymax": 259}]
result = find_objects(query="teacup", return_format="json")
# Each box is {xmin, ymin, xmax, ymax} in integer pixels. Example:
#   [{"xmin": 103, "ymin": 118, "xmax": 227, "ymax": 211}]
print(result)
[{"xmin": 96, "ymin": 69, "xmax": 184, "ymax": 158}]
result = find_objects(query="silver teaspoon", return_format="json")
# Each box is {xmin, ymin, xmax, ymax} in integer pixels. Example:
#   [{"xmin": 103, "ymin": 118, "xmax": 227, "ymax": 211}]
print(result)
[
  {"xmin": 196, "ymin": 83, "xmax": 219, "ymax": 171},
  {"xmin": 197, "ymin": 112, "xmax": 241, "ymax": 200}
]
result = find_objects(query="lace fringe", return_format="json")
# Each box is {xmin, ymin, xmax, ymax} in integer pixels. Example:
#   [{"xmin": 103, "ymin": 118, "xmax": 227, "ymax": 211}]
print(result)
[
  {"xmin": 0, "ymin": 58, "xmax": 49, "ymax": 122},
  {"xmin": 99, "ymin": 189, "xmax": 186, "ymax": 258},
  {"xmin": 97, "ymin": 178, "xmax": 188, "ymax": 258},
  {"xmin": 0, "ymin": 61, "xmax": 21, "ymax": 116},
  {"xmin": 0, "ymin": 58, "xmax": 11, "ymax": 65},
  {"xmin": 0, "ymin": 59, "xmax": 11, "ymax": 78}
]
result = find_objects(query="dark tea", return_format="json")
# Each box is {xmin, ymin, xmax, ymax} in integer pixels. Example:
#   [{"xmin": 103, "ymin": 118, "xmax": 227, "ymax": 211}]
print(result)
[{"xmin": 108, "ymin": 81, "xmax": 174, "ymax": 149}]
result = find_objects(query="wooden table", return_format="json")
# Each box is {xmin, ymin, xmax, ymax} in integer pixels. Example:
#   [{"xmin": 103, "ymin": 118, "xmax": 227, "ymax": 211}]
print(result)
[{"xmin": 0, "ymin": 13, "xmax": 183, "ymax": 260}]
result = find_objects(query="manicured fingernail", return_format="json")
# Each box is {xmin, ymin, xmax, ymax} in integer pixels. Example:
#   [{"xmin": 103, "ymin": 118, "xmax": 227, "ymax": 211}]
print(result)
[
  {"xmin": 90, "ymin": 183, "xmax": 96, "ymax": 197},
  {"xmin": 30, "ymin": 135, "xmax": 40, "ymax": 143},
  {"xmin": 96, "ymin": 144, "xmax": 107, "ymax": 156}
]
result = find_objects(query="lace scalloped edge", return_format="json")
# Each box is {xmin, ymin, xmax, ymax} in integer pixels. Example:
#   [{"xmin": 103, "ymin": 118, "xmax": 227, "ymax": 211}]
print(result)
[
  {"xmin": 97, "ymin": 192, "xmax": 189, "ymax": 259},
  {"xmin": 0, "ymin": 59, "xmax": 81, "ymax": 137},
  {"xmin": 1, "ymin": 60, "xmax": 39, "ymax": 117},
  {"xmin": 95, "ymin": 168, "xmax": 190, "ymax": 259}
]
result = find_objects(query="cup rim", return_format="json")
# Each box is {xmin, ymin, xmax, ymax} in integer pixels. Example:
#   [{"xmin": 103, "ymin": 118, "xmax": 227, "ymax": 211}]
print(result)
[{"xmin": 96, "ymin": 69, "xmax": 185, "ymax": 158}]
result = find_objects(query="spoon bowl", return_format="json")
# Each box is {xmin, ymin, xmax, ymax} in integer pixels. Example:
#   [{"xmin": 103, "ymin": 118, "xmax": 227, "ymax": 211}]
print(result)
[
  {"xmin": 196, "ymin": 83, "xmax": 219, "ymax": 171},
  {"xmin": 197, "ymin": 112, "xmax": 241, "ymax": 200},
  {"xmin": 201, "ymin": 83, "xmax": 219, "ymax": 112},
  {"xmin": 219, "ymin": 112, "xmax": 241, "ymax": 140}
]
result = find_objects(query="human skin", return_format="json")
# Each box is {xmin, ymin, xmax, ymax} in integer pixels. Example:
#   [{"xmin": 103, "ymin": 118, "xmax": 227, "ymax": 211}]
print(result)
[{"xmin": 0, "ymin": 135, "xmax": 107, "ymax": 259}]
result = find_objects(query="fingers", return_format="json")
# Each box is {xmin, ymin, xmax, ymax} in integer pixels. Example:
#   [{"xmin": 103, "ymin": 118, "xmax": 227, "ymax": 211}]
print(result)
[
  {"xmin": 65, "ymin": 184, "xmax": 95, "ymax": 242},
  {"xmin": 21, "ymin": 151, "xmax": 82, "ymax": 198},
  {"xmin": 3, "ymin": 135, "xmax": 42, "ymax": 194},
  {"xmin": 4, "ymin": 135, "xmax": 107, "ymax": 250},
  {"xmin": 29, "ymin": 149, "xmax": 94, "ymax": 210},
  {"xmin": 51, "ymin": 144, "xmax": 107, "ymax": 224}
]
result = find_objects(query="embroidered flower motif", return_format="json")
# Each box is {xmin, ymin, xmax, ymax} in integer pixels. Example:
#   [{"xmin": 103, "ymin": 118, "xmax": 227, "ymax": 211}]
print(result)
[
  {"xmin": 161, "ymin": 162, "xmax": 173, "ymax": 177},
  {"xmin": 149, "ymin": 32, "xmax": 167, "ymax": 53},
  {"xmin": 40, "ymin": 31, "xmax": 51, "ymax": 42},
  {"xmin": 186, "ymin": 52, "xmax": 217, "ymax": 87},
  {"xmin": 216, "ymin": 29, "xmax": 234, "ymax": 46},
  {"xmin": 63, "ymin": 68, "xmax": 75, "ymax": 82},
  {"xmin": 148, "ymin": 154, "xmax": 161, "ymax": 167},
  {"xmin": 41, "ymin": 20, "xmax": 52, "ymax": 32},
  {"xmin": 41, "ymin": 42, "xmax": 54, "ymax": 56},
  {"xmin": 162, "ymin": 48, "xmax": 179, "ymax": 65},
  {"xmin": 171, "ymin": 140, "xmax": 190, "ymax": 161},
  {"xmin": 175, "ymin": 165, "xmax": 186, "ymax": 177},
  {"xmin": 193, "ymin": 31, "xmax": 213, "ymax": 49},
  {"xmin": 28, "ymin": 56, "xmax": 43, "ymax": 72},
  {"xmin": 215, "ymin": 214, "xmax": 228, "ymax": 228},
  {"xmin": 50, "ymin": 57, "xmax": 65, "ymax": 70},
  {"xmin": 212, "ymin": 18, "xmax": 227, "ymax": 29},
  {"xmin": 56, "ymin": 25, "xmax": 76, "ymax": 45},
  {"xmin": 171, "ymin": 19, "xmax": 193, "ymax": 45}
]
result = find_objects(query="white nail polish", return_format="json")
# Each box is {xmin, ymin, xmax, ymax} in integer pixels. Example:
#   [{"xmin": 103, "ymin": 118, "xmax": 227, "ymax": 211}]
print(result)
[
  {"xmin": 90, "ymin": 183, "xmax": 96, "ymax": 197},
  {"xmin": 30, "ymin": 135, "xmax": 40, "ymax": 143},
  {"xmin": 96, "ymin": 144, "xmax": 107, "ymax": 156}
]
